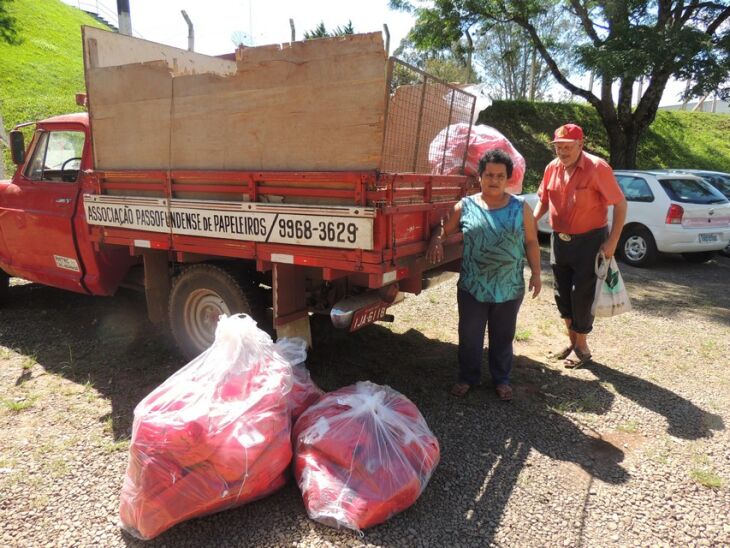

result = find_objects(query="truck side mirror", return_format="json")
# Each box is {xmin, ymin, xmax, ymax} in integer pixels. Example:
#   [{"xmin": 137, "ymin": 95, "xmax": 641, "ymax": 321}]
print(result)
[{"xmin": 9, "ymin": 130, "xmax": 25, "ymax": 165}]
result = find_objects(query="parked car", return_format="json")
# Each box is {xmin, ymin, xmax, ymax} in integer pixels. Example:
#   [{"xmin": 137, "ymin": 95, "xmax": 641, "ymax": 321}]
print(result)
[
  {"xmin": 659, "ymin": 169, "xmax": 730, "ymax": 257},
  {"xmin": 522, "ymin": 171, "xmax": 730, "ymax": 267}
]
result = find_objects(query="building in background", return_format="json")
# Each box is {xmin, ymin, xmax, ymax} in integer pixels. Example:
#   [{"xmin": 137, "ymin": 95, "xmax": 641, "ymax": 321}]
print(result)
[{"xmin": 659, "ymin": 98, "xmax": 729, "ymax": 114}]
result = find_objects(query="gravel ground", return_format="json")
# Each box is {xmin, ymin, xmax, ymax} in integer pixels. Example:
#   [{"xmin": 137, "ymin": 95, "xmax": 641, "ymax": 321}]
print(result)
[{"xmin": 1, "ymin": 246, "xmax": 729, "ymax": 547}]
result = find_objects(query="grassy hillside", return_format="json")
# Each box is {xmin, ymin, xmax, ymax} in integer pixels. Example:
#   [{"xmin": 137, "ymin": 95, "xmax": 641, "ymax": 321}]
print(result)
[
  {"xmin": 1, "ymin": 0, "xmax": 107, "ymax": 172},
  {"xmin": 479, "ymin": 101, "xmax": 730, "ymax": 192}
]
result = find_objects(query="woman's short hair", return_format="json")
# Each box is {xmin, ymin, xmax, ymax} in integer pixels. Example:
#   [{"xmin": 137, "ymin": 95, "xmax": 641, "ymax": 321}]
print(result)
[{"xmin": 478, "ymin": 149, "xmax": 513, "ymax": 178}]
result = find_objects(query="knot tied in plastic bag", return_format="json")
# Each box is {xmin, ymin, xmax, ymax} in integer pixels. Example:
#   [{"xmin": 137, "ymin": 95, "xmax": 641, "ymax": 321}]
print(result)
[{"xmin": 293, "ymin": 381, "xmax": 440, "ymax": 532}]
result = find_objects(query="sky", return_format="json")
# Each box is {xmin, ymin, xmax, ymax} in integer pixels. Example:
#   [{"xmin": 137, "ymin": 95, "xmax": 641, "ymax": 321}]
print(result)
[
  {"xmin": 68, "ymin": 0, "xmax": 415, "ymax": 56},
  {"xmin": 62, "ymin": 0, "xmax": 699, "ymax": 107}
]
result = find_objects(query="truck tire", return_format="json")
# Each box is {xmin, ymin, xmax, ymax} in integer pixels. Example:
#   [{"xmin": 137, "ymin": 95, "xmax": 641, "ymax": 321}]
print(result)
[
  {"xmin": 168, "ymin": 264, "xmax": 252, "ymax": 360},
  {"xmin": 618, "ymin": 225, "xmax": 657, "ymax": 268}
]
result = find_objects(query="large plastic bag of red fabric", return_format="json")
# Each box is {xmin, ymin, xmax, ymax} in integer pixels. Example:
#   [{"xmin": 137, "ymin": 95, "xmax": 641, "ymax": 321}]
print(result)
[
  {"xmin": 428, "ymin": 122, "xmax": 525, "ymax": 194},
  {"xmin": 293, "ymin": 381, "xmax": 440, "ymax": 532},
  {"xmin": 119, "ymin": 314, "xmax": 294, "ymax": 540},
  {"xmin": 274, "ymin": 338, "xmax": 324, "ymax": 421}
]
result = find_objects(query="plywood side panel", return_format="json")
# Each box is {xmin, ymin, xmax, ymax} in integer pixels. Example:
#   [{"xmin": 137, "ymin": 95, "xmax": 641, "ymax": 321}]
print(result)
[
  {"xmin": 82, "ymin": 26, "xmax": 236, "ymax": 75},
  {"xmin": 87, "ymin": 63, "xmax": 173, "ymax": 169},
  {"xmin": 85, "ymin": 31, "xmax": 387, "ymax": 171},
  {"xmin": 170, "ymin": 35, "xmax": 386, "ymax": 171},
  {"xmin": 235, "ymin": 32, "xmax": 384, "ymax": 66}
]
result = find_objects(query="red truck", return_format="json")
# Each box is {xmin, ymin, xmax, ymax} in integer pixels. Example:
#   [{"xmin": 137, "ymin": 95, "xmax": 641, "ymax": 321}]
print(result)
[{"xmin": 1, "ymin": 29, "xmax": 475, "ymax": 358}]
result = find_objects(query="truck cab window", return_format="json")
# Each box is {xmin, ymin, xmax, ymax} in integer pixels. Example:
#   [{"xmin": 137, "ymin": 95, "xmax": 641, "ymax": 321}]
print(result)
[{"xmin": 24, "ymin": 130, "xmax": 85, "ymax": 182}]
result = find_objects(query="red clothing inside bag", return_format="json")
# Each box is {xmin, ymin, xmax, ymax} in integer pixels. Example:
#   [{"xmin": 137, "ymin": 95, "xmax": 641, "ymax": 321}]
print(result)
[
  {"xmin": 293, "ymin": 381, "xmax": 440, "ymax": 532},
  {"xmin": 119, "ymin": 315, "xmax": 295, "ymax": 540}
]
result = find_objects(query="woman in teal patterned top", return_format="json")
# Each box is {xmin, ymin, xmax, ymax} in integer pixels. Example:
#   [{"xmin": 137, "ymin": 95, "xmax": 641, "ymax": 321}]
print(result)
[{"xmin": 427, "ymin": 150, "xmax": 542, "ymax": 401}]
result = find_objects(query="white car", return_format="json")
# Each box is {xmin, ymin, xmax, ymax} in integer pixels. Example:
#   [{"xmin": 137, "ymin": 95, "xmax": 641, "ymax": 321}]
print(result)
[{"xmin": 523, "ymin": 171, "xmax": 730, "ymax": 267}]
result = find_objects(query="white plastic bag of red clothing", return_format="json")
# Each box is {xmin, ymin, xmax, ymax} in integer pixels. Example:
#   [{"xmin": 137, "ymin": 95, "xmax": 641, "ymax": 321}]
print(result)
[
  {"xmin": 273, "ymin": 337, "xmax": 324, "ymax": 421},
  {"xmin": 119, "ymin": 314, "xmax": 294, "ymax": 540},
  {"xmin": 293, "ymin": 381, "xmax": 440, "ymax": 532},
  {"xmin": 428, "ymin": 122, "xmax": 525, "ymax": 194},
  {"xmin": 592, "ymin": 252, "xmax": 632, "ymax": 318}
]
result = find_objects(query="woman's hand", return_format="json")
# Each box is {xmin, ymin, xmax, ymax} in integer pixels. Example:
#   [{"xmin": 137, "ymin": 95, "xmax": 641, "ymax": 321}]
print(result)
[
  {"xmin": 529, "ymin": 273, "xmax": 541, "ymax": 298},
  {"xmin": 426, "ymin": 237, "xmax": 443, "ymax": 264}
]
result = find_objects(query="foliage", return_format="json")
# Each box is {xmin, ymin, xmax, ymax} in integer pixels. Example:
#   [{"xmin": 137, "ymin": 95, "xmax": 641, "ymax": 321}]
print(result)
[
  {"xmin": 303, "ymin": 20, "xmax": 354, "ymax": 39},
  {"xmin": 392, "ymin": 1, "xmax": 730, "ymax": 168},
  {"xmin": 392, "ymin": 36, "xmax": 480, "ymax": 86},
  {"xmin": 0, "ymin": 0, "xmax": 107, "ymax": 173},
  {"xmin": 479, "ymin": 100, "xmax": 730, "ymax": 193},
  {"xmin": 0, "ymin": 0, "xmax": 18, "ymax": 44},
  {"xmin": 472, "ymin": 6, "xmax": 581, "ymax": 101}
]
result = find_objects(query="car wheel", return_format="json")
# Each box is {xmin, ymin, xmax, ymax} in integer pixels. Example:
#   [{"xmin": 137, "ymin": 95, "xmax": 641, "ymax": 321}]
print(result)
[
  {"xmin": 719, "ymin": 243, "xmax": 730, "ymax": 258},
  {"xmin": 618, "ymin": 226, "xmax": 657, "ymax": 268},
  {"xmin": 168, "ymin": 264, "xmax": 254, "ymax": 360},
  {"xmin": 681, "ymin": 251, "xmax": 715, "ymax": 264}
]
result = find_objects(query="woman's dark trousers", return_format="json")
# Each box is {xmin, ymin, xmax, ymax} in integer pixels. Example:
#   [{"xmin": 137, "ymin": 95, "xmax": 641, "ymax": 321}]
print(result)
[{"xmin": 457, "ymin": 288, "xmax": 523, "ymax": 387}]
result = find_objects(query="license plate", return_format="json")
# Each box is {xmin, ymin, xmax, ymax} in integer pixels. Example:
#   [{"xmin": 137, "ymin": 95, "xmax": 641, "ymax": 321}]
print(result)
[
  {"xmin": 699, "ymin": 233, "xmax": 720, "ymax": 243},
  {"xmin": 349, "ymin": 301, "xmax": 389, "ymax": 332}
]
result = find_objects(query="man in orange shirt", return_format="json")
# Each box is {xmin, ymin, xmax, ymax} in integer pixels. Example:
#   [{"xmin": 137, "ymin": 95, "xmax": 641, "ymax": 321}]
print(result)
[{"xmin": 534, "ymin": 124, "xmax": 627, "ymax": 367}]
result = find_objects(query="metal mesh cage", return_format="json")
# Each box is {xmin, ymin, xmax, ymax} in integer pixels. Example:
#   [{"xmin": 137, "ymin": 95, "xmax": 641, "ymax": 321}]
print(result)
[{"xmin": 381, "ymin": 58, "xmax": 476, "ymax": 175}]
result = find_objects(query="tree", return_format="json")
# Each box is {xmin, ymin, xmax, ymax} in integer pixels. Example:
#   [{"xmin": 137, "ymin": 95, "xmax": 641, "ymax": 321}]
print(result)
[
  {"xmin": 392, "ymin": 1, "xmax": 730, "ymax": 169},
  {"xmin": 303, "ymin": 20, "xmax": 355, "ymax": 39},
  {"xmin": 472, "ymin": 7, "xmax": 581, "ymax": 101},
  {"xmin": 392, "ymin": 37, "xmax": 481, "ymax": 85},
  {"xmin": 0, "ymin": 0, "xmax": 19, "ymax": 44}
]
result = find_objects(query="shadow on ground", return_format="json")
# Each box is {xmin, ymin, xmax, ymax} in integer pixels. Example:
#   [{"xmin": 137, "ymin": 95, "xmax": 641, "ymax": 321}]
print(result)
[
  {"xmin": 620, "ymin": 253, "xmax": 730, "ymax": 326},
  {"xmin": 0, "ymin": 282, "xmax": 723, "ymax": 547}
]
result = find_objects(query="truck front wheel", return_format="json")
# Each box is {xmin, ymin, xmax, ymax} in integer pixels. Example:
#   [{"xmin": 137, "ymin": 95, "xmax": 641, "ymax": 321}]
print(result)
[{"xmin": 168, "ymin": 264, "xmax": 252, "ymax": 360}]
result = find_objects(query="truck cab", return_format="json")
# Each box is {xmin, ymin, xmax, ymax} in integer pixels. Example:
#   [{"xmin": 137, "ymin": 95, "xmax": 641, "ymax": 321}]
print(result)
[{"xmin": 1, "ymin": 113, "xmax": 138, "ymax": 297}]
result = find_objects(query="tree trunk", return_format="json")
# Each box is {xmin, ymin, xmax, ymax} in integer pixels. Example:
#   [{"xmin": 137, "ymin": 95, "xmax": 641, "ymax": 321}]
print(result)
[{"xmin": 604, "ymin": 121, "xmax": 642, "ymax": 169}]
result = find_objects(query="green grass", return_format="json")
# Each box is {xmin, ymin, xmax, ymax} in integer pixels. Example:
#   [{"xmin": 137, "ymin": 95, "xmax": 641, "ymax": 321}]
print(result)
[
  {"xmin": 1, "ymin": 0, "xmax": 108, "ymax": 171},
  {"xmin": 550, "ymin": 393, "xmax": 602, "ymax": 415},
  {"xmin": 617, "ymin": 419, "xmax": 640, "ymax": 433},
  {"xmin": 21, "ymin": 353, "xmax": 37, "ymax": 370},
  {"xmin": 1, "ymin": 395, "xmax": 38, "ymax": 412},
  {"xmin": 690, "ymin": 469, "xmax": 723, "ymax": 489},
  {"xmin": 514, "ymin": 328, "xmax": 532, "ymax": 342},
  {"xmin": 479, "ymin": 100, "xmax": 730, "ymax": 192},
  {"xmin": 102, "ymin": 438, "xmax": 130, "ymax": 454}
]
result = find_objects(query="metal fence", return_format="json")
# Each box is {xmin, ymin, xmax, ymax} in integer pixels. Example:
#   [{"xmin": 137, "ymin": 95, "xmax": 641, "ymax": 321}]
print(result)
[{"xmin": 381, "ymin": 58, "xmax": 476, "ymax": 175}]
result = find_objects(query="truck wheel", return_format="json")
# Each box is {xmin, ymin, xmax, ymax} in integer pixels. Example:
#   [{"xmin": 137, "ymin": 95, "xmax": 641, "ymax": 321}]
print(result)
[
  {"xmin": 618, "ymin": 226, "xmax": 657, "ymax": 268},
  {"xmin": 168, "ymin": 264, "xmax": 252, "ymax": 360}
]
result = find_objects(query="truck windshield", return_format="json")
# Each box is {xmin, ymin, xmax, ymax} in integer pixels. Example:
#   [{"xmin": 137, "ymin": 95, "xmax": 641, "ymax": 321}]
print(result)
[{"xmin": 24, "ymin": 130, "xmax": 85, "ymax": 182}]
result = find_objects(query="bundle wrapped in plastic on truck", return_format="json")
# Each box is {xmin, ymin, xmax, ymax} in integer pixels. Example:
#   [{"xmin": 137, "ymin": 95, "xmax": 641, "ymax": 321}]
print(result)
[
  {"xmin": 293, "ymin": 381, "xmax": 440, "ymax": 532},
  {"xmin": 119, "ymin": 314, "xmax": 295, "ymax": 540},
  {"xmin": 428, "ymin": 122, "xmax": 526, "ymax": 194}
]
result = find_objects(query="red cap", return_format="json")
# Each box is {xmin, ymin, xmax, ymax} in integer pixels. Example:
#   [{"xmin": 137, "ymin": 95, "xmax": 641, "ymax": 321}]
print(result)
[{"xmin": 551, "ymin": 123, "xmax": 584, "ymax": 143}]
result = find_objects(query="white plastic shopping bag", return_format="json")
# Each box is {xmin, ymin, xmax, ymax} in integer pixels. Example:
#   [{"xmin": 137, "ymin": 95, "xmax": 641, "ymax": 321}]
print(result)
[{"xmin": 592, "ymin": 252, "xmax": 632, "ymax": 318}]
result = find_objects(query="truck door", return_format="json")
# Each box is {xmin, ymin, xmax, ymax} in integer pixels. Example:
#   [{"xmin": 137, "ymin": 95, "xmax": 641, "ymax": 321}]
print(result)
[{"xmin": 0, "ymin": 128, "xmax": 86, "ymax": 293}]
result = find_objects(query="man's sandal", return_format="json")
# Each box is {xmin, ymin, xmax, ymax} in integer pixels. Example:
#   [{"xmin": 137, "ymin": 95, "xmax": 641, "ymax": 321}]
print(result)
[
  {"xmin": 564, "ymin": 348, "xmax": 592, "ymax": 369},
  {"xmin": 450, "ymin": 383, "xmax": 471, "ymax": 397},
  {"xmin": 549, "ymin": 346, "xmax": 574, "ymax": 361},
  {"xmin": 495, "ymin": 384, "xmax": 513, "ymax": 401}
]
